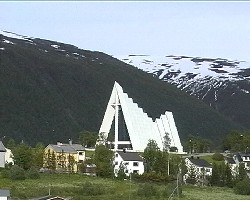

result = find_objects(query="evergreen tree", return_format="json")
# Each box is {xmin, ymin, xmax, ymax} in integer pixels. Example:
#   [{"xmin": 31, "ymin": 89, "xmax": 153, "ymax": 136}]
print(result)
[
  {"xmin": 12, "ymin": 143, "xmax": 33, "ymax": 170},
  {"xmin": 94, "ymin": 144, "xmax": 113, "ymax": 177},
  {"xmin": 32, "ymin": 142, "xmax": 44, "ymax": 168},
  {"xmin": 211, "ymin": 163, "xmax": 220, "ymax": 186},
  {"xmin": 117, "ymin": 163, "xmax": 127, "ymax": 180},
  {"xmin": 143, "ymin": 139, "xmax": 160, "ymax": 172},
  {"xmin": 238, "ymin": 163, "xmax": 247, "ymax": 181},
  {"xmin": 225, "ymin": 164, "xmax": 233, "ymax": 187},
  {"xmin": 67, "ymin": 154, "xmax": 75, "ymax": 173},
  {"xmin": 186, "ymin": 165, "xmax": 197, "ymax": 184}
]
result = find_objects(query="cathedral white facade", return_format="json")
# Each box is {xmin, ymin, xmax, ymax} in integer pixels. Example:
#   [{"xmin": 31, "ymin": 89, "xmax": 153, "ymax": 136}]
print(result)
[{"xmin": 98, "ymin": 82, "xmax": 184, "ymax": 153}]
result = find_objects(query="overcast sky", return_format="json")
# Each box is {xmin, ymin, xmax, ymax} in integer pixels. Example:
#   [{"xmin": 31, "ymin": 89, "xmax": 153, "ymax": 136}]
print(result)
[{"xmin": 1, "ymin": 1, "xmax": 250, "ymax": 60}]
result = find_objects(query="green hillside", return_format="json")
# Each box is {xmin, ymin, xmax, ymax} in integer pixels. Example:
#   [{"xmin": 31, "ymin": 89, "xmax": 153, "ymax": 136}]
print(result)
[{"xmin": 0, "ymin": 34, "xmax": 245, "ymax": 146}]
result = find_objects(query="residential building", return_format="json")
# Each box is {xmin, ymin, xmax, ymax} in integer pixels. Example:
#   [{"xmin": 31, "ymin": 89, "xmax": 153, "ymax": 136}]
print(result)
[
  {"xmin": 0, "ymin": 141, "xmax": 6, "ymax": 168},
  {"xmin": 30, "ymin": 195, "xmax": 66, "ymax": 200},
  {"xmin": 233, "ymin": 153, "xmax": 250, "ymax": 170},
  {"xmin": 0, "ymin": 189, "xmax": 10, "ymax": 200},
  {"xmin": 184, "ymin": 157, "xmax": 212, "ymax": 181},
  {"xmin": 5, "ymin": 148, "xmax": 14, "ymax": 166},
  {"xmin": 44, "ymin": 140, "xmax": 85, "ymax": 172},
  {"xmin": 225, "ymin": 156, "xmax": 237, "ymax": 176},
  {"xmin": 114, "ymin": 150, "xmax": 144, "ymax": 177},
  {"xmin": 0, "ymin": 141, "xmax": 14, "ymax": 168}
]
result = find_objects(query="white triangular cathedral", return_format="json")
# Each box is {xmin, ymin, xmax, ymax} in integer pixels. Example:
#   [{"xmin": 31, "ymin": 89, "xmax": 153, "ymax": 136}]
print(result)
[{"xmin": 98, "ymin": 82, "xmax": 184, "ymax": 153}]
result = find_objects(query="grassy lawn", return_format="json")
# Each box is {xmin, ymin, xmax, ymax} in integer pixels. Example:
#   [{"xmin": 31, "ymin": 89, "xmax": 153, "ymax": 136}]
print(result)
[
  {"xmin": 0, "ymin": 173, "xmax": 249, "ymax": 200},
  {"xmin": 200, "ymin": 155, "xmax": 224, "ymax": 165}
]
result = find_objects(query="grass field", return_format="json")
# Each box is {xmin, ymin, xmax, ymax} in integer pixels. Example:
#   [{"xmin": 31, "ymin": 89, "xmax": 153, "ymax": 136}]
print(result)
[{"xmin": 0, "ymin": 173, "xmax": 249, "ymax": 200}]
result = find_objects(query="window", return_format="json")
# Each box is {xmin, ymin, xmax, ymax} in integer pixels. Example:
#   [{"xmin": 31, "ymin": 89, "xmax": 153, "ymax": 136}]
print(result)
[
  {"xmin": 125, "ymin": 170, "xmax": 128, "ymax": 173},
  {"xmin": 115, "ymin": 161, "xmax": 118, "ymax": 165},
  {"xmin": 133, "ymin": 170, "xmax": 139, "ymax": 174},
  {"xmin": 115, "ymin": 154, "xmax": 118, "ymax": 157},
  {"xmin": 133, "ymin": 162, "xmax": 139, "ymax": 166},
  {"xmin": 79, "ymin": 152, "xmax": 83, "ymax": 155},
  {"xmin": 124, "ymin": 162, "xmax": 129, "ymax": 165}
]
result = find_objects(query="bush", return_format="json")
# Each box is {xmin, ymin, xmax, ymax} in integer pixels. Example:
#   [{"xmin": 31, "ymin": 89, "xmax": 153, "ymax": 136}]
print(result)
[
  {"xmin": 27, "ymin": 167, "xmax": 40, "ymax": 179},
  {"xmin": 212, "ymin": 153, "xmax": 224, "ymax": 161},
  {"xmin": 137, "ymin": 183, "xmax": 158, "ymax": 197},
  {"xmin": 81, "ymin": 182, "xmax": 106, "ymax": 196},
  {"xmin": 9, "ymin": 165, "xmax": 26, "ymax": 180},
  {"xmin": 234, "ymin": 179, "xmax": 250, "ymax": 195},
  {"xmin": 1, "ymin": 169, "xmax": 10, "ymax": 178},
  {"xmin": 133, "ymin": 172, "xmax": 169, "ymax": 183}
]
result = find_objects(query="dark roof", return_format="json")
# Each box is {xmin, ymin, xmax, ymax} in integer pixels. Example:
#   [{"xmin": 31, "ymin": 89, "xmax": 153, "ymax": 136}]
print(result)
[
  {"xmin": 0, "ymin": 141, "xmax": 6, "ymax": 152},
  {"xmin": 188, "ymin": 158, "xmax": 211, "ymax": 168},
  {"xmin": 0, "ymin": 189, "xmax": 10, "ymax": 197},
  {"xmin": 48, "ymin": 144, "xmax": 84, "ymax": 153},
  {"xmin": 225, "ymin": 157, "xmax": 236, "ymax": 164},
  {"xmin": 30, "ymin": 195, "xmax": 65, "ymax": 200},
  {"xmin": 117, "ymin": 151, "xmax": 144, "ymax": 162}
]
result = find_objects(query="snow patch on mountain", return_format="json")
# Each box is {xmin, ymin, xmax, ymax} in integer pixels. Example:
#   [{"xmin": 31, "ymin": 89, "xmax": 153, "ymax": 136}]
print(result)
[{"xmin": 114, "ymin": 55, "xmax": 250, "ymax": 102}]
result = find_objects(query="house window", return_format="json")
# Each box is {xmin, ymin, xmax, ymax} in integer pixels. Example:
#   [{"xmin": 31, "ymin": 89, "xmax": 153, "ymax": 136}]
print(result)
[
  {"xmin": 133, "ymin": 162, "xmax": 139, "ymax": 166},
  {"xmin": 115, "ymin": 154, "xmax": 118, "ymax": 157},
  {"xmin": 206, "ymin": 168, "xmax": 210, "ymax": 172},
  {"xmin": 124, "ymin": 162, "xmax": 129, "ymax": 165},
  {"xmin": 79, "ymin": 152, "xmax": 83, "ymax": 155},
  {"xmin": 133, "ymin": 170, "xmax": 139, "ymax": 174},
  {"xmin": 125, "ymin": 170, "xmax": 128, "ymax": 173},
  {"xmin": 115, "ymin": 162, "xmax": 118, "ymax": 165}
]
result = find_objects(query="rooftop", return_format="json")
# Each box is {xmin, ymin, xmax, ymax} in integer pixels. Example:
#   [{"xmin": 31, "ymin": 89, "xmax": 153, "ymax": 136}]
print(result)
[
  {"xmin": 48, "ymin": 143, "xmax": 84, "ymax": 153},
  {"xmin": 0, "ymin": 189, "xmax": 10, "ymax": 197},
  {"xmin": 117, "ymin": 151, "xmax": 144, "ymax": 162},
  {"xmin": 188, "ymin": 158, "xmax": 211, "ymax": 168},
  {"xmin": 0, "ymin": 141, "xmax": 6, "ymax": 152}
]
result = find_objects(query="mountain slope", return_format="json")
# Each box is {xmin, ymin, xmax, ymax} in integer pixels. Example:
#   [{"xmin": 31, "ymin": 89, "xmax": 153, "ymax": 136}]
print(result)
[
  {"xmin": 116, "ymin": 55, "xmax": 250, "ymax": 129},
  {"xmin": 0, "ymin": 31, "xmax": 245, "ymax": 146}
]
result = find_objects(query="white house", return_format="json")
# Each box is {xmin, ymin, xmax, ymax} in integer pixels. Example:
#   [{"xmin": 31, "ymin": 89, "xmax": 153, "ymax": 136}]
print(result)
[
  {"xmin": 0, "ymin": 189, "xmax": 10, "ymax": 200},
  {"xmin": 114, "ymin": 151, "xmax": 144, "ymax": 177},
  {"xmin": 225, "ymin": 156, "xmax": 238, "ymax": 176},
  {"xmin": 0, "ymin": 141, "xmax": 6, "ymax": 168},
  {"xmin": 0, "ymin": 141, "xmax": 14, "ymax": 168},
  {"xmin": 233, "ymin": 153, "xmax": 250, "ymax": 170},
  {"xmin": 5, "ymin": 148, "xmax": 14, "ymax": 166},
  {"xmin": 184, "ymin": 157, "xmax": 212, "ymax": 180}
]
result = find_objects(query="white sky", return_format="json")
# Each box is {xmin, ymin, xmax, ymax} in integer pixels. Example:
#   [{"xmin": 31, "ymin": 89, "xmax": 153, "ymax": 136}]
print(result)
[{"xmin": 1, "ymin": 1, "xmax": 250, "ymax": 60}]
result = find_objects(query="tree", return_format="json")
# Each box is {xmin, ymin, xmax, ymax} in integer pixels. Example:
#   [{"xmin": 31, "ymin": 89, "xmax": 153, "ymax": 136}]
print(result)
[
  {"xmin": 79, "ymin": 131, "xmax": 98, "ymax": 148},
  {"xmin": 211, "ymin": 163, "xmax": 220, "ymax": 186},
  {"xmin": 143, "ymin": 139, "xmax": 160, "ymax": 172},
  {"xmin": 186, "ymin": 165, "xmax": 197, "ymax": 184},
  {"xmin": 6, "ymin": 138, "xmax": 16, "ymax": 150},
  {"xmin": 44, "ymin": 149, "xmax": 56, "ymax": 171},
  {"xmin": 163, "ymin": 132, "xmax": 171, "ymax": 152},
  {"xmin": 94, "ymin": 144, "xmax": 113, "ymax": 177},
  {"xmin": 225, "ymin": 164, "xmax": 233, "ymax": 187},
  {"xmin": 9, "ymin": 165, "xmax": 26, "ymax": 180},
  {"xmin": 67, "ymin": 154, "xmax": 76, "ymax": 173},
  {"xmin": 238, "ymin": 163, "xmax": 247, "ymax": 181},
  {"xmin": 117, "ymin": 163, "xmax": 127, "ymax": 180},
  {"xmin": 12, "ymin": 143, "xmax": 33, "ymax": 170},
  {"xmin": 32, "ymin": 142, "xmax": 44, "ymax": 168},
  {"xmin": 234, "ymin": 179, "xmax": 250, "ymax": 195}
]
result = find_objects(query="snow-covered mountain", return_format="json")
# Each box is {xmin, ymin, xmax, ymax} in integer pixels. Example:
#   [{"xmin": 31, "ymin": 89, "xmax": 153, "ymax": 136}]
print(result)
[{"xmin": 115, "ymin": 55, "xmax": 250, "ymax": 129}]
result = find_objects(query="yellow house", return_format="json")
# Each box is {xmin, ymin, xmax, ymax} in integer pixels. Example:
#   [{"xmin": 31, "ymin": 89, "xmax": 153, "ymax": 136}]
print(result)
[{"xmin": 44, "ymin": 141, "xmax": 85, "ymax": 173}]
